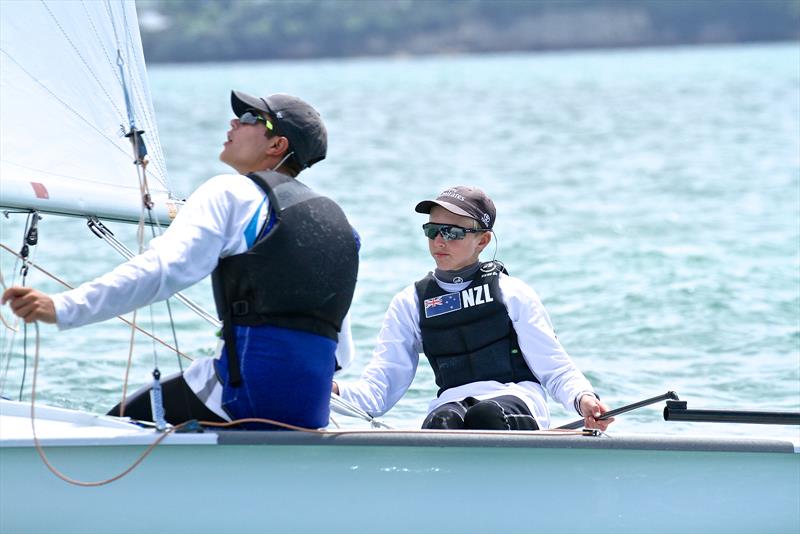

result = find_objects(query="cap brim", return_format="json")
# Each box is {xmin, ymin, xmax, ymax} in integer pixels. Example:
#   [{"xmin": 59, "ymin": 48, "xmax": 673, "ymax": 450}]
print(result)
[
  {"xmin": 414, "ymin": 200, "xmax": 473, "ymax": 219},
  {"xmin": 231, "ymin": 90, "xmax": 269, "ymax": 117}
]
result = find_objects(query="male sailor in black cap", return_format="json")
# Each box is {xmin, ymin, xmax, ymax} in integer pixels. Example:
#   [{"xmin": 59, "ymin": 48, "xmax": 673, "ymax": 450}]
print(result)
[
  {"xmin": 334, "ymin": 186, "xmax": 612, "ymax": 431},
  {"xmin": 4, "ymin": 91, "xmax": 359, "ymax": 429}
]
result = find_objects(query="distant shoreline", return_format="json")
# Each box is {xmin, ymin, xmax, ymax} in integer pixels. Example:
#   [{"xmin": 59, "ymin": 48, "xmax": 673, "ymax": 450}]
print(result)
[
  {"xmin": 138, "ymin": 0, "xmax": 800, "ymax": 65},
  {"xmin": 144, "ymin": 40, "xmax": 799, "ymax": 67}
]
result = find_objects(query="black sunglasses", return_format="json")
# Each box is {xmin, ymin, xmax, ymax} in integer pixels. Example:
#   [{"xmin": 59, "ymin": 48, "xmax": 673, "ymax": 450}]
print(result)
[
  {"xmin": 422, "ymin": 222, "xmax": 487, "ymax": 241},
  {"xmin": 239, "ymin": 110, "xmax": 275, "ymax": 132}
]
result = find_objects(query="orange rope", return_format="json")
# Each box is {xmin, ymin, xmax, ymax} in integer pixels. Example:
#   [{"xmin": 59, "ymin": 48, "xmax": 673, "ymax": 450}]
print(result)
[
  {"xmin": 118, "ymin": 308, "xmax": 138, "ymax": 418},
  {"xmin": 26, "ymin": 320, "xmax": 589, "ymax": 489},
  {"xmin": 9, "ymin": 247, "xmax": 590, "ymax": 488},
  {"xmin": 28, "ymin": 321, "xmax": 189, "ymax": 487}
]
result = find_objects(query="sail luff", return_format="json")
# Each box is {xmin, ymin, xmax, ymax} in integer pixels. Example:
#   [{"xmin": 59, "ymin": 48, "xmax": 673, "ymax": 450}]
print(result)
[{"xmin": 116, "ymin": 0, "xmax": 170, "ymax": 190}]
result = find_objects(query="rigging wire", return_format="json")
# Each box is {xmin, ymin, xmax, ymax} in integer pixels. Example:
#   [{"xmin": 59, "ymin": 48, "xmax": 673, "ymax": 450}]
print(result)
[
  {"xmin": 86, "ymin": 218, "xmax": 219, "ymax": 327},
  {"xmin": 0, "ymin": 259, "xmax": 19, "ymax": 333},
  {"xmin": 108, "ymin": 2, "xmax": 174, "ymax": 430},
  {"xmin": 0, "ymin": 242, "xmax": 192, "ymax": 361},
  {"xmin": 13, "ymin": 263, "xmax": 589, "ymax": 487},
  {"xmin": 22, "ymin": 310, "xmax": 586, "ymax": 488},
  {"xmin": 3, "ymin": 2, "xmax": 399, "ymax": 473},
  {"xmin": 27, "ymin": 319, "xmax": 184, "ymax": 487},
  {"xmin": 5, "ymin": 223, "xmax": 400, "ymax": 486},
  {"xmin": 131, "ymin": 114, "xmax": 170, "ymax": 432},
  {"xmin": 118, "ymin": 308, "xmax": 138, "ymax": 418},
  {"xmin": 15, "ymin": 212, "xmax": 41, "ymax": 401},
  {"xmin": 25, "ymin": 325, "xmax": 589, "ymax": 491},
  {"xmin": 0, "ymin": 231, "xmax": 21, "ymax": 397}
]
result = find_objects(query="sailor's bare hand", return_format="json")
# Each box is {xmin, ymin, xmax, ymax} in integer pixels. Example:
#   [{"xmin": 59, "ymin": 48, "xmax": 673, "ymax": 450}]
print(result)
[
  {"xmin": 580, "ymin": 394, "xmax": 614, "ymax": 431},
  {"xmin": 1, "ymin": 286, "xmax": 56, "ymax": 324}
]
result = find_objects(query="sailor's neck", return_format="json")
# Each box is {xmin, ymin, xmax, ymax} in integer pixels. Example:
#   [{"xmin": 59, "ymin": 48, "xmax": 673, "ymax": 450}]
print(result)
[{"xmin": 434, "ymin": 261, "xmax": 481, "ymax": 283}]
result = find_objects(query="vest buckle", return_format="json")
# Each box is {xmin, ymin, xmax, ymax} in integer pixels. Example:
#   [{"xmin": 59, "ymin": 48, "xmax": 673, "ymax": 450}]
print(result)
[{"xmin": 232, "ymin": 300, "xmax": 249, "ymax": 316}]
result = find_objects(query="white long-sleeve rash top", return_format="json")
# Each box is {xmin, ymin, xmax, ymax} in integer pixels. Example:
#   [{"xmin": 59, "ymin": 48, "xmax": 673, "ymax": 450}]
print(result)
[
  {"xmin": 337, "ymin": 274, "xmax": 593, "ymax": 429},
  {"xmin": 51, "ymin": 173, "xmax": 355, "ymax": 367}
]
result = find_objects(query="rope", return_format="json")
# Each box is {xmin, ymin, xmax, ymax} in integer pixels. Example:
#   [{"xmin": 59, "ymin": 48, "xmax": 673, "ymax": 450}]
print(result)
[
  {"xmin": 21, "ymin": 310, "xmax": 592, "ymax": 489},
  {"xmin": 19, "ymin": 311, "xmax": 588, "ymax": 487},
  {"xmin": 28, "ymin": 320, "xmax": 187, "ymax": 486},
  {"xmin": 330, "ymin": 392, "xmax": 393, "ymax": 429},
  {"xmin": 87, "ymin": 218, "xmax": 221, "ymax": 329},
  {"xmin": 0, "ymin": 242, "xmax": 192, "ymax": 361},
  {"xmin": 0, "ymin": 266, "xmax": 19, "ymax": 333},
  {"xmin": 0, "ymin": 248, "xmax": 21, "ymax": 396},
  {"xmin": 118, "ymin": 308, "xmax": 138, "ymax": 418}
]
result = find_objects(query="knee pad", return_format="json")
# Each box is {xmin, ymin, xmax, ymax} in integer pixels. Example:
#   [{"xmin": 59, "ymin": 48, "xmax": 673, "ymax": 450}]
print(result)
[{"xmin": 464, "ymin": 400, "xmax": 510, "ymax": 430}]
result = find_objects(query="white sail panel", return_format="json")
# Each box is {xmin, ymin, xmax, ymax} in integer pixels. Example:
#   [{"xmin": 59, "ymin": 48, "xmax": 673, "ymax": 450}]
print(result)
[{"xmin": 0, "ymin": 0, "xmax": 178, "ymax": 224}]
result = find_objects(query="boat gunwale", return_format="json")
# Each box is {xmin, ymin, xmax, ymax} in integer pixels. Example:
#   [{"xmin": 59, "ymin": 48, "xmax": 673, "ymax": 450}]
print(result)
[
  {"xmin": 212, "ymin": 428, "xmax": 800, "ymax": 453},
  {"xmin": 5, "ymin": 427, "xmax": 796, "ymax": 454},
  {"xmin": 2, "ymin": 399, "xmax": 798, "ymax": 453}
]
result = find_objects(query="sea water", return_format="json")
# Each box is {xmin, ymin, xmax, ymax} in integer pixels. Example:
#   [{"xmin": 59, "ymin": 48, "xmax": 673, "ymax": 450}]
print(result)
[{"xmin": 1, "ymin": 43, "xmax": 798, "ymax": 438}]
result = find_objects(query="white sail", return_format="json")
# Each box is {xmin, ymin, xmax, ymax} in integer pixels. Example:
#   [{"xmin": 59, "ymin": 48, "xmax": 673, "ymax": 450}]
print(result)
[{"xmin": 0, "ymin": 0, "xmax": 179, "ymax": 225}]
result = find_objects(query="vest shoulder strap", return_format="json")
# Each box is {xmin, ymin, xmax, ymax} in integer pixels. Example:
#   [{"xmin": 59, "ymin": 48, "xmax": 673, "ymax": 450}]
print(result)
[{"xmin": 247, "ymin": 171, "xmax": 317, "ymax": 213}]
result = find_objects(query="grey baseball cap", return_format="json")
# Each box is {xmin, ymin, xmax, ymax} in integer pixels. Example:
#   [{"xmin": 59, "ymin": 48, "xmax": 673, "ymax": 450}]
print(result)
[
  {"xmin": 415, "ymin": 185, "xmax": 496, "ymax": 229},
  {"xmin": 231, "ymin": 90, "xmax": 327, "ymax": 169}
]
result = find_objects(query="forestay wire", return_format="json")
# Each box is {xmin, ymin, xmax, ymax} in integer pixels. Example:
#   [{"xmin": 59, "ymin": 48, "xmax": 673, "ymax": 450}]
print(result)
[{"xmin": 107, "ymin": 0, "xmax": 176, "ymax": 431}]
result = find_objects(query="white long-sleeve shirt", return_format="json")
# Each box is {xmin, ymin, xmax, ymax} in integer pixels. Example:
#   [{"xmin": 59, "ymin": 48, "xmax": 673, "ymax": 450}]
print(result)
[
  {"xmin": 337, "ymin": 273, "xmax": 593, "ymax": 429},
  {"xmin": 51, "ymin": 174, "xmax": 355, "ymax": 414}
]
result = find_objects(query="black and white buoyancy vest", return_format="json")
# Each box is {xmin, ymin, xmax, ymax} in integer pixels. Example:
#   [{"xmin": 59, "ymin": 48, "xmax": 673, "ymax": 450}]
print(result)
[
  {"xmin": 414, "ymin": 262, "xmax": 539, "ymax": 396},
  {"xmin": 211, "ymin": 170, "xmax": 359, "ymax": 385}
]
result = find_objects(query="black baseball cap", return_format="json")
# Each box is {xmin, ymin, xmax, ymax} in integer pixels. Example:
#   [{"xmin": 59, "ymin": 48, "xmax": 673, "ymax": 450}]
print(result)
[
  {"xmin": 231, "ymin": 90, "xmax": 327, "ymax": 169},
  {"xmin": 415, "ymin": 186, "xmax": 496, "ymax": 229}
]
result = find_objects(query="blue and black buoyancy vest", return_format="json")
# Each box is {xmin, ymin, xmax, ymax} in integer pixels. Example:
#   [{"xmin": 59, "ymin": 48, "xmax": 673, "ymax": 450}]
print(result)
[
  {"xmin": 414, "ymin": 261, "xmax": 539, "ymax": 396},
  {"xmin": 211, "ymin": 170, "xmax": 359, "ymax": 386}
]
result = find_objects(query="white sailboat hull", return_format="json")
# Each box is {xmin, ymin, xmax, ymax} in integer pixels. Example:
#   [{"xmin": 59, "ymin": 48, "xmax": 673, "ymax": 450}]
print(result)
[{"xmin": 1, "ymin": 399, "xmax": 798, "ymax": 534}]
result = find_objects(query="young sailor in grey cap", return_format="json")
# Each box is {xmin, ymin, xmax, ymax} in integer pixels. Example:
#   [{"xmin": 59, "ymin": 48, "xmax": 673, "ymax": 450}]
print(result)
[
  {"xmin": 4, "ymin": 90, "xmax": 359, "ymax": 430},
  {"xmin": 334, "ymin": 186, "xmax": 612, "ymax": 431}
]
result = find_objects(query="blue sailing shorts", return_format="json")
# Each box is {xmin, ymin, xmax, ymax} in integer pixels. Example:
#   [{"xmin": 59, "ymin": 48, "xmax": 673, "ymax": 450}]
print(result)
[{"xmin": 215, "ymin": 324, "xmax": 337, "ymax": 430}]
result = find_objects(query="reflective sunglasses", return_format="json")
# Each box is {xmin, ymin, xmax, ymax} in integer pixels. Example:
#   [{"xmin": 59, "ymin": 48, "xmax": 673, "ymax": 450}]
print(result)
[
  {"xmin": 238, "ymin": 110, "xmax": 274, "ymax": 132},
  {"xmin": 422, "ymin": 222, "xmax": 487, "ymax": 241}
]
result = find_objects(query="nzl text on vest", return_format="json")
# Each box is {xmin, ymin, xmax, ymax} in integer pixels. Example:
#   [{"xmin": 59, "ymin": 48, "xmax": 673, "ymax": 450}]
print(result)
[{"xmin": 463, "ymin": 284, "xmax": 493, "ymax": 308}]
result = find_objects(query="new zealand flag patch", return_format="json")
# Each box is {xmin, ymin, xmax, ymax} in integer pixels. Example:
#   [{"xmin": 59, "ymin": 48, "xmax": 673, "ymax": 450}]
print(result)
[{"xmin": 423, "ymin": 292, "xmax": 462, "ymax": 318}]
